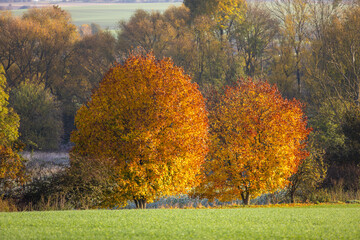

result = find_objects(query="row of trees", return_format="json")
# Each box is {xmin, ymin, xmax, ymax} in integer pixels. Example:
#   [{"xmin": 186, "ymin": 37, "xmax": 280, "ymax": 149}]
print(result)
[
  {"xmin": 1, "ymin": 0, "xmax": 360, "ymax": 207},
  {"xmin": 0, "ymin": 6, "xmax": 116, "ymax": 150},
  {"xmin": 70, "ymin": 53, "xmax": 309, "ymax": 208},
  {"xmin": 0, "ymin": 7, "xmax": 116, "ymax": 199},
  {"xmin": 116, "ymin": 0, "xmax": 360, "ymax": 195}
]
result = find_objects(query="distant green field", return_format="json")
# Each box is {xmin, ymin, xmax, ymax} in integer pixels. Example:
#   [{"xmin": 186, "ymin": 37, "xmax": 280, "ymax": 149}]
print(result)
[
  {"xmin": 10, "ymin": 3, "xmax": 182, "ymax": 29},
  {"xmin": 1, "ymin": 204, "xmax": 360, "ymax": 239}
]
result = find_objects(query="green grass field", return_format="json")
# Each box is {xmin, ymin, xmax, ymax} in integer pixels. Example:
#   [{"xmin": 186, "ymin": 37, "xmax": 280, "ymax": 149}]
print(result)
[
  {"xmin": 10, "ymin": 3, "xmax": 182, "ymax": 30},
  {"xmin": 1, "ymin": 204, "xmax": 359, "ymax": 239}
]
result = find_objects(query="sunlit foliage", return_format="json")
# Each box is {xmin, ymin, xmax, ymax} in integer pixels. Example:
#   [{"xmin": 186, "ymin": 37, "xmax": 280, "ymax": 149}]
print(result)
[
  {"xmin": 71, "ymin": 52, "xmax": 208, "ymax": 208},
  {"xmin": 197, "ymin": 80, "xmax": 310, "ymax": 204}
]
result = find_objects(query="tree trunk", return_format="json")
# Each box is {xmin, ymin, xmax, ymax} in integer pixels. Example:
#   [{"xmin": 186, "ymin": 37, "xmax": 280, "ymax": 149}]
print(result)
[
  {"xmin": 134, "ymin": 198, "xmax": 147, "ymax": 209},
  {"xmin": 290, "ymin": 190, "xmax": 295, "ymax": 203},
  {"xmin": 356, "ymin": 76, "xmax": 360, "ymax": 106},
  {"xmin": 241, "ymin": 192, "xmax": 251, "ymax": 205},
  {"xmin": 296, "ymin": 67, "xmax": 301, "ymax": 96}
]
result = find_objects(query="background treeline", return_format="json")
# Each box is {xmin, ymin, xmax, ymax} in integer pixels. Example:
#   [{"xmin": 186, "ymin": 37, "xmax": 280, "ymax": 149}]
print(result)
[
  {"xmin": 1, "ymin": 0, "xmax": 360, "ymax": 210},
  {"xmin": 0, "ymin": 0, "xmax": 182, "ymax": 2},
  {"xmin": 0, "ymin": 6, "xmax": 116, "ymax": 150},
  {"xmin": 116, "ymin": 0, "xmax": 360, "ymax": 202}
]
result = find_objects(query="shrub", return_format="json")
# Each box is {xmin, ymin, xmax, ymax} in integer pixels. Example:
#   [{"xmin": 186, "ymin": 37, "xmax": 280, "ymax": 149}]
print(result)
[
  {"xmin": 10, "ymin": 81, "xmax": 63, "ymax": 151},
  {"xmin": 0, "ymin": 197, "xmax": 17, "ymax": 212}
]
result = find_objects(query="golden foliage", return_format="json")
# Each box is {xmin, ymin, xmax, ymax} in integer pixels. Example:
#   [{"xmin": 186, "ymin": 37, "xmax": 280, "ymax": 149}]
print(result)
[
  {"xmin": 71, "ymin": 52, "xmax": 208, "ymax": 207},
  {"xmin": 197, "ymin": 79, "xmax": 310, "ymax": 204},
  {"xmin": 184, "ymin": 0, "xmax": 247, "ymax": 29},
  {"xmin": 0, "ymin": 146, "xmax": 26, "ymax": 190},
  {"xmin": 0, "ymin": 7, "xmax": 78, "ymax": 87},
  {"xmin": 214, "ymin": 0, "xmax": 247, "ymax": 29},
  {"xmin": 0, "ymin": 66, "xmax": 26, "ymax": 191}
]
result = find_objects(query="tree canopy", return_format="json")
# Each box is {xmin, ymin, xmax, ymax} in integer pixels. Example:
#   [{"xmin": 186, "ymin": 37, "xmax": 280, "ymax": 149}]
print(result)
[
  {"xmin": 196, "ymin": 80, "xmax": 310, "ymax": 204},
  {"xmin": 10, "ymin": 81, "xmax": 63, "ymax": 150},
  {"xmin": 71, "ymin": 52, "xmax": 208, "ymax": 208}
]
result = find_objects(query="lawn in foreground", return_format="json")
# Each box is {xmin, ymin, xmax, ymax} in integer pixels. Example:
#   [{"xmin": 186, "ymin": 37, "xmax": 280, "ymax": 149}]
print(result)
[{"xmin": 1, "ymin": 204, "xmax": 359, "ymax": 239}]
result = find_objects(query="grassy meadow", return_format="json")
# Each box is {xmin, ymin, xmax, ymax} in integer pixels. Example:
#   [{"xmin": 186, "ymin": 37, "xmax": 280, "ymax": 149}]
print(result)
[
  {"xmin": 1, "ymin": 204, "xmax": 360, "ymax": 239},
  {"xmin": 10, "ymin": 3, "xmax": 182, "ymax": 29}
]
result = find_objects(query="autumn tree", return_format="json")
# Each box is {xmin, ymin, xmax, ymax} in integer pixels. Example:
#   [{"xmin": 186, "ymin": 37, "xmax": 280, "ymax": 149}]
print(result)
[
  {"xmin": 0, "ymin": 66, "xmax": 26, "ymax": 192},
  {"xmin": 0, "ymin": 67, "xmax": 19, "ymax": 147},
  {"xmin": 197, "ymin": 80, "xmax": 310, "ymax": 205},
  {"xmin": 304, "ymin": 5, "xmax": 360, "ymax": 192},
  {"xmin": 116, "ymin": 6, "xmax": 242, "ymax": 90},
  {"xmin": 0, "ymin": 7, "xmax": 78, "ymax": 89},
  {"xmin": 62, "ymin": 30, "xmax": 117, "ymax": 141},
  {"xmin": 233, "ymin": 3, "xmax": 279, "ymax": 77},
  {"xmin": 317, "ymin": 6, "xmax": 360, "ymax": 105},
  {"xmin": 187, "ymin": 1, "xmax": 247, "ymax": 86},
  {"xmin": 213, "ymin": 0, "xmax": 247, "ymax": 35},
  {"xmin": 71, "ymin": 52, "xmax": 208, "ymax": 209},
  {"xmin": 0, "ymin": 7, "xmax": 116, "ymax": 144},
  {"xmin": 185, "ymin": 0, "xmax": 247, "ymax": 41},
  {"xmin": 190, "ymin": 15, "xmax": 242, "ymax": 88},
  {"xmin": 183, "ymin": 0, "xmax": 217, "ymax": 18},
  {"xmin": 184, "ymin": 0, "xmax": 246, "ymax": 26},
  {"xmin": 0, "ymin": 7, "xmax": 79, "ymax": 144},
  {"xmin": 161, "ymin": 6, "xmax": 195, "ymax": 71},
  {"xmin": 117, "ymin": 7, "xmax": 192, "ymax": 58},
  {"xmin": 302, "ymin": 0, "xmax": 341, "ymax": 106},
  {"xmin": 117, "ymin": 6, "xmax": 193, "ymax": 67},
  {"xmin": 117, "ymin": 10, "xmax": 169, "ymax": 55},
  {"xmin": 0, "ymin": 11, "xmax": 38, "ymax": 87},
  {"xmin": 271, "ymin": 0, "xmax": 311, "ymax": 97}
]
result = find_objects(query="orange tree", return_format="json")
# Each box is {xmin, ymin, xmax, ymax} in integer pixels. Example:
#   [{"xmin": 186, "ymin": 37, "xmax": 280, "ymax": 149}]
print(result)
[
  {"xmin": 70, "ymin": 53, "xmax": 208, "ymax": 209},
  {"xmin": 197, "ymin": 79, "xmax": 310, "ymax": 205}
]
